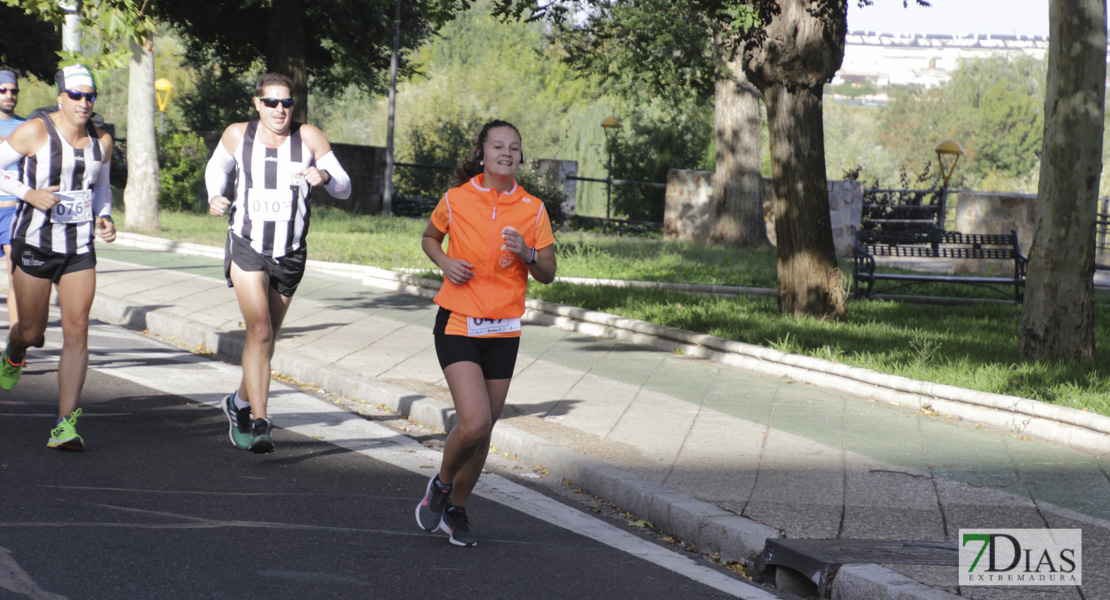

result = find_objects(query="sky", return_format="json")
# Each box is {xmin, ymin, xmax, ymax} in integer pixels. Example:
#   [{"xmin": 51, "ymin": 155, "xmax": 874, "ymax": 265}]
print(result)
[{"xmin": 847, "ymin": 0, "xmax": 1050, "ymax": 37}]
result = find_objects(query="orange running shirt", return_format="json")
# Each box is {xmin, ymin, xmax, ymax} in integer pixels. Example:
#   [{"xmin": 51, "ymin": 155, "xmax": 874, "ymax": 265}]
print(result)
[{"xmin": 430, "ymin": 174, "xmax": 555, "ymax": 337}]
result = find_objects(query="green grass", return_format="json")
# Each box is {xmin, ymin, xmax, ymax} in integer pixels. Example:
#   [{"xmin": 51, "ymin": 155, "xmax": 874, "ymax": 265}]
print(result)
[
  {"xmin": 527, "ymin": 283, "xmax": 1110, "ymax": 413},
  {"xmin": 119, "ymin": 208, "xmax": 1110, "ymax": 415},
  {"xmin": 148, "ymin": 207, "xmax": 782, "ymax": 285}
]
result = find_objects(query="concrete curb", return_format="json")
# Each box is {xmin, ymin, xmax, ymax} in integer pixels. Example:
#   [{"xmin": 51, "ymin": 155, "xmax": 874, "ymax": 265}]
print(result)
[
  {"xmin": 112, "ymin": 231, "xmax": 1110, "ymax": 454},
  {"xmin": 87, "ymin": 290, "xmax": 781, "ymax": 566},
  {"xmin": 831, "ymin": 565, "xmax": 960, "ymax": 600}
]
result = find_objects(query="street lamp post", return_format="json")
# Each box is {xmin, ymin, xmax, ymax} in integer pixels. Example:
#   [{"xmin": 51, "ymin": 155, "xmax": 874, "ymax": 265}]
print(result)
[
  {"xmin": 934, "ymin": 139, "xmax": 964, "ymax": 230},
  {"xmin": 601, "ymin": 115, "xmax": 622, "ymax": 220},
  {"xmin": 154, "ymin": 78, "xmax": 173, "ymax": 135}
]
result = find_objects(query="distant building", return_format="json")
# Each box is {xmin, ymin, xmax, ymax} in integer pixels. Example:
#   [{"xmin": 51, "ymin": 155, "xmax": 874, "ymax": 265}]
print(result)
[{"xmin": 834, "ymin": 31, "xmax": 1051, "ymax": 90}]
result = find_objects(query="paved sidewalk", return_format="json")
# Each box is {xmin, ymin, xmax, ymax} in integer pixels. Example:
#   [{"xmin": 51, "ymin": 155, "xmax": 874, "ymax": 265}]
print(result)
[{"xmin": 23, "ymin": 241, "xmax": 1110, "ymax": 599}]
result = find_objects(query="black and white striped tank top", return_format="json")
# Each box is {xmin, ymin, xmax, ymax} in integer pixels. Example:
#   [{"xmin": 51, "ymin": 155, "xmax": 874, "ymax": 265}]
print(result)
[
  {"xmin": 227, "ymin": 120, "xmax": 313, "ymax": 259},
  {"xmin": 15, "ymin": 115, "xmax": 104, "ymax": 255}
]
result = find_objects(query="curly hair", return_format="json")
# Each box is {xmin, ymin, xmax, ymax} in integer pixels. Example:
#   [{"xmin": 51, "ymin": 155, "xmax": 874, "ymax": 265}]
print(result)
[{"xmin": 451, "ymin": 119, "xmax": 523, "ymax": 188}]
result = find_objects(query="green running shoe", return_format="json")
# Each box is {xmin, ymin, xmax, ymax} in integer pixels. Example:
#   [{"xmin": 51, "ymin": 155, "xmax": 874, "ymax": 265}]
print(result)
[
  {"xmin": 0, "ymin": 350, "xmax": 24, "ymax": 390},
  {"xmin": 248, "ymin": 418, "xmax": 274, "ymax": 454},
  {"xmin": 222, "ymin": 393, "xmax": 252, "ymax": 450},
  {"xmin": 48, "ymin": 408, "xmax": 84, "ymax": 451}
]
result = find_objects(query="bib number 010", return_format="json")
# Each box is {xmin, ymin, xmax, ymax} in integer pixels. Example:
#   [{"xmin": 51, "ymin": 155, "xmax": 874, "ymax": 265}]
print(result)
[{"xmin": 247, "ymin": 189, "xmax": 294, "ymax": 222}]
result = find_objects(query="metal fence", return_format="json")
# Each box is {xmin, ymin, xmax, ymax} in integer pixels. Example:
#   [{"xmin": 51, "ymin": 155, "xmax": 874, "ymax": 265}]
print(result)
[
  {"xmin": 860, "ymin": 187, "xmax": 949, "ymax": 233},
  {"xmin": 390, "ymin": 162, "xmax": 453, "ymax": 216},
  {"xmin": 388, "ymin": 162, "xmax": 667, "ymax": 228},
  {"xmin": 1098, "ymin": 196, "xmax": 1110, "ymax": 258},
  {"xmin": 565, "ymin": 174, "xmax": 667, "ymax": 228}
]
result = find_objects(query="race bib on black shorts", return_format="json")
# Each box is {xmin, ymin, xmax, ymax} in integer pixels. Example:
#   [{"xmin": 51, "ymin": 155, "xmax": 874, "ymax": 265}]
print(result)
[{"xmin": 466, "ymin": 317, "xmax": 521, "ymax": 337}]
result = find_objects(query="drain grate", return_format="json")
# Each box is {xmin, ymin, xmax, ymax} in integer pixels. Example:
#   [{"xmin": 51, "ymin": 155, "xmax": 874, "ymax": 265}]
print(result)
[{"xmin": 760, "ymin": 539, "xmax": 958, "ymax": 597}]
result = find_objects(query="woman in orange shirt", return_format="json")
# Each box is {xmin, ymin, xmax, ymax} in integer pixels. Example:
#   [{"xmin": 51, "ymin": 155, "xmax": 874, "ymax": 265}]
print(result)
[{"xmin": 415, "ymin": 120, "xmax": 557, "ymax": 546}]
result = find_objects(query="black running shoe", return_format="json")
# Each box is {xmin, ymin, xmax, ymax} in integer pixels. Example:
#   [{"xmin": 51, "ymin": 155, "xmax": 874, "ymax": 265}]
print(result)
[
  {"xmin": 222, "ymin": 393, "xmax": 251, "ymax": 450},
  {"xmin": 415, "ymin": 475, "xmax": 451, "ymax": 532},
  {"xmin": 439, "ymin": 506, "xmax": 477, "ymax": 547},
  {"xmin": 248, "ymin": 418, "xmax": 274, "ymax": 454}
]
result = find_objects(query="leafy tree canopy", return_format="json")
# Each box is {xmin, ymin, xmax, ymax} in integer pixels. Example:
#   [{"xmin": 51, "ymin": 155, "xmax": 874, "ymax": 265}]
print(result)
[
  {"xmin": 489, "ymin": 1, "xmax": 928, "ymax": 103},
  {"xmin": 2, "ymin": 0, "xmax": 158, "ymax": 79},
  {"xmin": 160, "ymin": 0, "xmax": 470, "ymax": 98},
  {"xmin": 0, "ymin": 3, "xmax": 61, "ymax": 81},
  {"xmin": 879, "ymin": 54, "xmax": 1046, "ymax": 187}
]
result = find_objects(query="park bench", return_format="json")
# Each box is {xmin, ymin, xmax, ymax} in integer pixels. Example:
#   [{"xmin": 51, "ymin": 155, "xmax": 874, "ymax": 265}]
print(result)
[{"xmin": 852, "ymin": 228, "xmax": 1027, "ymax": 302}]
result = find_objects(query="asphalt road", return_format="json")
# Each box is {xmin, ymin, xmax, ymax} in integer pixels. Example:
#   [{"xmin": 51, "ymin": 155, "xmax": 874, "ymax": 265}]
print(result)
[{"xmin": 0, "ymin": 318, "xmax": 784, "ymax": 600}]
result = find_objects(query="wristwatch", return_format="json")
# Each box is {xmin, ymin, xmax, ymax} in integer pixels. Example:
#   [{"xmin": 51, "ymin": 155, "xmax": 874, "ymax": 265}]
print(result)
[
  {"xmin": 100, "ymin": 214, "xmax": 114, "ymax": 224},
  {"xmin": 524, "ymin": 247, "xmax": 537, "ymax": 265}
]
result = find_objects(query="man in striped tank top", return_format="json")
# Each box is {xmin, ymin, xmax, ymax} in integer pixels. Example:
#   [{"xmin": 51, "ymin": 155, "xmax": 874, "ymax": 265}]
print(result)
[
  {"xmin": 206, "ymin": 72, "xmax": 351, "ymax": 454},
  {"xmin": 0, "ymin": 65, "xmax": 117, "ymax": 451}
]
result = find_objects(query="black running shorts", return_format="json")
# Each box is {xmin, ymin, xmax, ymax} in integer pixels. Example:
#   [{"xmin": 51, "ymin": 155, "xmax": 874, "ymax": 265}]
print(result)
[
  {"xmin": 224, "ymin": 233, "xmax": 307, "ymax": 297},
  {"xmin": 433, "ymin": 308, "xmax": 520, "ymax": 380},
  {"xmin": 11, "ymin": 240, "xmax": 96, "ymax": 283}
]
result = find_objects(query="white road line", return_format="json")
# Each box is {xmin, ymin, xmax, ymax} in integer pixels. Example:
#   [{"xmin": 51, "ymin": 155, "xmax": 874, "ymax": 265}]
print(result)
[
  {"xmin": 0, "ymin": 546, "xmax": 67, "ymax": 600},
  {"xmin": 86, "ymin": 324, "xmax": 777, "ymax": 599}
]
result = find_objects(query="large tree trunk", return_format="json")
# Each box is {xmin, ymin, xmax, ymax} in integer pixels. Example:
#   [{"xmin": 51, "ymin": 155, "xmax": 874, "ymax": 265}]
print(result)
[
  {"xmin": 742, "ymin": 0, "xmax": 847, "ymax": 320},
  {"xmin": 1019, "ymin": 0, "xmax": 1107, "ymax": 360},
  {"xmin": 764, "ymin": 84, "xmax": 845, "ymax": 318},
  {"xmin": 123, "ymin": 39, "xmax": 159, "ymax": 232},
  {"xmin": 267, "ymin": 0, "xmax": 309, "ymax": 122},
  {"xmin": 712, "ymin": 46, "xmax": 767, "ymax": 247}
]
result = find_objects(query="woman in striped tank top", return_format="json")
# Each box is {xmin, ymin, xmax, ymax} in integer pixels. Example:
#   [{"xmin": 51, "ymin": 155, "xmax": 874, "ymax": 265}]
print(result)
[
  {"xmin": 0, "ymin": 65, "xmax": 117, "ymax": 452},
  {"xmin": 205, "ymin": 72, "xmax": 351, "ymax": 454}
]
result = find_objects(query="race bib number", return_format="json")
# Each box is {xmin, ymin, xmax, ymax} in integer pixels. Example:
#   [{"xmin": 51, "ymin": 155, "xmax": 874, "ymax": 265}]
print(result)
[
  {"xmin": 467, "ymin": 317, "xmax": 521, "ymax": 337},
  {"xmin": 52, "ymin": 189, "xmax": 93, "ymax": 224},
  {"xmin": 247, "ymin": 188, "xmax": 293, "ymax": 222}
]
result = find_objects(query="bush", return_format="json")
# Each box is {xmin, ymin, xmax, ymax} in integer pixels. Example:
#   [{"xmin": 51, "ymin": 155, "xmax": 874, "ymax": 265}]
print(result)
[
  {"xmin": 157, "ymin": 131, "xmax": 208, "ymax": 213},
  {"xmin": 395, "ymin": 117, "xmax": 480, "ymax": 201},
  {"xmin": 177, "ymin": 59, "xmax": 257, "ymax": 133},
  {"xmin": 606, "ymin": 102, "xmax": 715, "ymax": 223}
]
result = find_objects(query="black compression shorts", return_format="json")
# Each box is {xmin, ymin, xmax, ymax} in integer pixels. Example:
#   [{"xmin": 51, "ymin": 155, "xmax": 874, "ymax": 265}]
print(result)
[
  {"xmin": 11, "ymin": 240, "xmax": 96, "ymax": 283},
  {"xmin": 433, "ymin": 308, "xmax": 520, "ymax": 379},
  {"xmin": 224, "ymin": 233, "xmax": 307, "ymax": 297}
]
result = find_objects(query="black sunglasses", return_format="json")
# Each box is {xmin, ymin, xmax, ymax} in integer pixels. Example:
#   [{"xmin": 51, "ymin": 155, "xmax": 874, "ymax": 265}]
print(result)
[
  {"xmin": 61, "ymin": 89, "xmax": 97, "ymax": 102},
  {"xmin": 257, "ymin": 97, "xmax": 294, "ymax": 109},
  {"xmin": 0, "ymin": 87, "xmax": 18, "ymax": 95}
]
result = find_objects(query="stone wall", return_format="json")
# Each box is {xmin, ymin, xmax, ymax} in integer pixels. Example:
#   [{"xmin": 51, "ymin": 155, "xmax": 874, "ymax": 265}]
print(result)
[
  {"xmin": 953, "ymin": 191, "xmax": 1034, "ymax": 275},
  {"xmin": 312, "ymin": 143, "xmax": 385, "ymax": 214},
  {"xmin": 761, "ymin": 178, "xmax": 862, "ymax": 257},
  {"xmin": 664, "ymin": 169, "xmax": 862, "ymax": 256},
  {"xmin": 663, "ymin": 170, "xmax": 717, "ymax": 242},
  {"xmin": 533, "ymin": 159, "xmax": 578, "ymax": 214}
]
